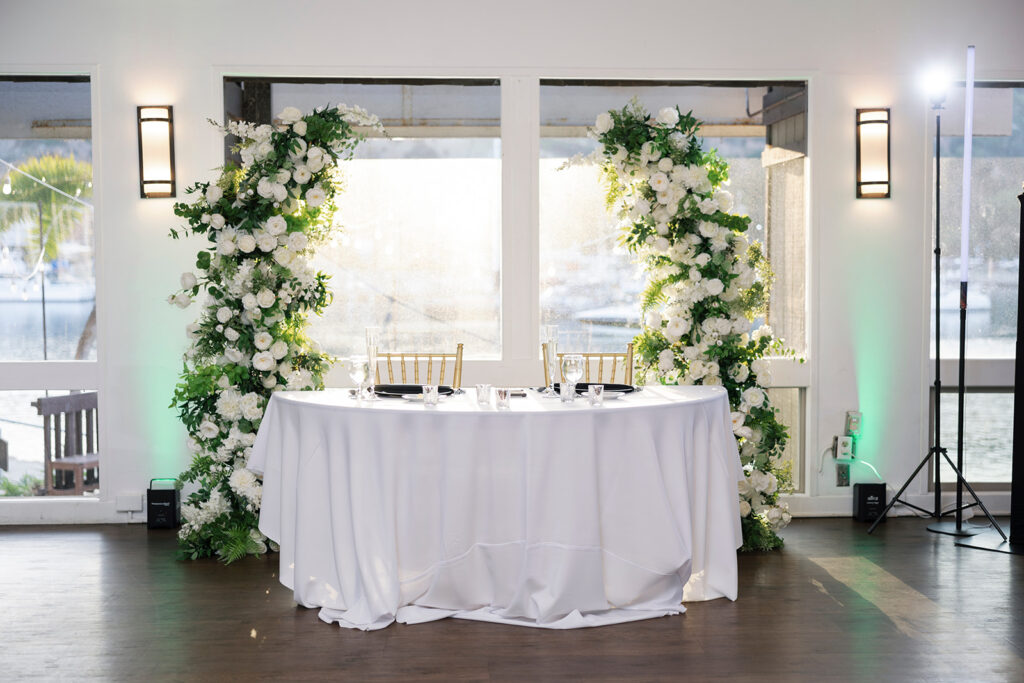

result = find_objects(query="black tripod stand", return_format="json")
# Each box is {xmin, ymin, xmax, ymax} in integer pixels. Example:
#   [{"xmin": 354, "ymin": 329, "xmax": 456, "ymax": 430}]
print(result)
[{"xmin": 869, "ymin": 98, "xmax": 1006, "ymax": 538}]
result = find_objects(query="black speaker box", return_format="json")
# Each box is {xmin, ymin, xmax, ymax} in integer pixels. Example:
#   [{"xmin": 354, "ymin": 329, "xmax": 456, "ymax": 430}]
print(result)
[
  {"xmin": 148, "ymin": 480, "xmax": 180, "ymax": 529},
  {"xmin": 853, "ymin": 483, "xmax": 887, "ymax": 523}
]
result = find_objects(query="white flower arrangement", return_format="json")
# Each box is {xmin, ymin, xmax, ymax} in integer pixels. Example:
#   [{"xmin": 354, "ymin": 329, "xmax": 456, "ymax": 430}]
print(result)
[
  {"xmin": 590, "ymin": 100, "xmax": 795, "ymax": 551},
  {"xmin": 169, "ymin": 104, "xmax": 381, "ymax": 563}
]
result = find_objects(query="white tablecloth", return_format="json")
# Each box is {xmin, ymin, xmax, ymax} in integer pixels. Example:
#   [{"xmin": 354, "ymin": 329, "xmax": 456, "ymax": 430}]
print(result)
[{"xmin": 249, "ymin": 385, "xmax": 743, "ymax": 630}]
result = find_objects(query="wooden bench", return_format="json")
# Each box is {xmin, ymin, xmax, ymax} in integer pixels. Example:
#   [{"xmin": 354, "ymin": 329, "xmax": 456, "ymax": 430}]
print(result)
[{"xmin": 31, "ymin": 391, "xmax": 99, "ymax": 496}]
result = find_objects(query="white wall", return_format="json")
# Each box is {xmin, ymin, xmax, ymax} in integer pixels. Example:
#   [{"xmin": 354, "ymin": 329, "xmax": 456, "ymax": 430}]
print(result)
[{"xmin": 1, "ymin": 0, "xmax": 1023, "ymax": 522}]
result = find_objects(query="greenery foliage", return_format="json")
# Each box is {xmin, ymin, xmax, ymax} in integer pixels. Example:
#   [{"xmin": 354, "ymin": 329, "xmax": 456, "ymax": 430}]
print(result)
[
  {"xmin": 168, "ymin": 104, "xmax": 381, "ymax": 562},
  {"xmin": 587, "ymin": 100, "xmax": 795, "ymax": 551}
]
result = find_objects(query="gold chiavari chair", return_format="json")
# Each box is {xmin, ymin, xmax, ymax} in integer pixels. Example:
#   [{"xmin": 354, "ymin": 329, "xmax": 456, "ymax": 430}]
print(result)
[
  {"xmin": 374, "ymin": 343, "xmax": 465, "ymax": 389},
  {"xmin": 542, "ymin": 342, "xmax": 634, "ymax": 386}
]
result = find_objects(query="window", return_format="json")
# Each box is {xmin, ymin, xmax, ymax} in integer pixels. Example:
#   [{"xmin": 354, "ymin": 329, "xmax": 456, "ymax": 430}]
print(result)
[
  {"xmin": 0, "ymin": 78, "xmax": 96, "ymax": 361},
  {"xmin": 538, "ymin": 81, "xmax": 807, "ymax": 354},
  {"xmin": 931, "ymin": 85, "xmax": 1024, "ymax": 359},
  {"xmin": 930, "ymin": 389, "xmax": 1013, "ymax": 486},
  {"xmin": 224, "ymin": 79, "xmax": 502, "ymax": 358},
  {"xmin": 0, "ymin": 76, "xmax": 99, "ymax": 499}
]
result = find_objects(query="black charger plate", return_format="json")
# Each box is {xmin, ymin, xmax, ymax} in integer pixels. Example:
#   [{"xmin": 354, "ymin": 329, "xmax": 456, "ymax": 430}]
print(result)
[
  {"xmin": 550, "ymin": 382, "xmax": 635, "ymax": 394},
  {"xmin": 373, "ymin": 384, "xmax": 456, "ymax": 398}
]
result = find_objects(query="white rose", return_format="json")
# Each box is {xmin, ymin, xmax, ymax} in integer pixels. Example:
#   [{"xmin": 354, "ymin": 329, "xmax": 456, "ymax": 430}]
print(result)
[
  {"xmin": 730, "ymin": 363, "xmax": 750, "ymax": 382},
  {"xmin": 751, "ymin": 358, "xmax": 771, "ymax": 381},
  {"xmin": 657, "ymin": 157, "xmax": 674, "ymax": 172},
  {"xmin": 743, "ymin": 386, "xmax": 765, "ymax": 408},
  {"xmin": 224, "ymin": 327, "xmax": 240, "ymax": 342},
  {"xmin": 657, "ymin": 348, "xmax": 676, "ymax": 373},
  {"xmin": 594, "ymin": 111, "xmax": 613, "ymax": 134},
  {"xmin": 656, "ymin": 107, "xmax": 680, "ymax": 127},
  {"xmin": 704, "ymin": 278, "xmax": 725, "ymax": 296},
  {"xmin": 292, "ymin": 166, "xmax": 311, "ymax": 185},
  {"xmin": 277, "ymin": 106, "xmax": 303, "ymax": 124},
  {"xmin": 185, "ymin": 322, "xmax": 201, "ymax": 339},
  {"xmin": 257, "ymin": 232, "xmax": 278, "ymax": 252},
  {"xmin": 252, "ymin": 351, "xmax": 276, "ymax": 372},
  {"xmin": 254, "ymin": 331, "xmax": 274, "ymax": 350},
  {"xmin": 698, "ymin": 197, "xmax": 719, "ymax": 215},
  {"xmin": 305, "ymin": 186, "xmax": 326, "ymax": 208},
  {"xmin": 293, "ymin": 120, "xmax": 307, "ymax": 136},
  {"xmin": 256, "ymin": 289, "xmax": 275, "ymax": 308},
  {"xmin": 763, "ymin": 473, "xmax": 779, "ymax": 495},
  {"xmin": 210, "ymin": 214, "xmax": 226, "ymax": 229},
  {"xmin": 241, "ymin": 293, "xmax": 258, "ymax": 311},
  {"xmin": 694, "ymin": 253, "xmax": 711, "ymax": 267},
  {"xmin": 257, "ymin": 177, "xmax": 275, "ymax": 198},
  {"xmin": 172, "ymin": 292, "xmax": 192, "ymax": 309},
  {"xmin": 275, "ymin": 169, "xmax": 290, "ymax": 185},
  {"xmin": 645, "ymin": 311, "xmax": 662, "ymax": 329},
  {"xmin": 653, "ymin": 237, "xmax": 670, "ymax": 252},
  {"xmin": 272, "ymin": 183, "xmax": 288, "ymax": 203},
  {"xmin": 715, "ymin": 189, "xmax": 734, "ymax": 213},
  {"xmin": 649, "ymin": 172, "xmax": 670, "ymax": 192},
  {"xmin": 287, "ymin": 232, "xmax": 308, "ymax": 251},
  {"xmin": 766, "ymin": 506, "xmax": 784, "ymax": 527},
  {"xmin": 205, "ymin": 185, "xmax": 223, "ymax": 205},
  {"xmin": 216, "ymin": 307, "xmax": 232, "ymax": 323},
  {"xmin": 224, "ymin": 346, "xmax": 244, "ymax": 364},
  {"xmin": 199, "ymin": 420, "xmax": 219, "ymax": 440},
  {"xmin": 262, "ymin": 374, "xmax": 278, "ymax": 388},
  {"xmin": 180, "ymin": 272, "xmax": 197, "ymax": 289},
  {"xmin": 200, "ymin": 213, "xmax": 211, "ymax": 224},
  {"xmin": 739, "ymin": 500, "xmax": 752, "ymax": 517},
  {"xmin": 272, "ymin": 247, "xmax": 294, "ymax": 268},
  {"xmin": 664, "ymin": 317, "xmax": 691, "ymax": 342},
  {"xmin": 237, "ymin": 234, "xmax": 257, "ymax": 253},
  {"xmin": 265, "ymin": 215, "xmax": 287, "ymax": 235},
  {"xmin": 270, "ymin": 340, "xmax": 289, "ymax": 360}
]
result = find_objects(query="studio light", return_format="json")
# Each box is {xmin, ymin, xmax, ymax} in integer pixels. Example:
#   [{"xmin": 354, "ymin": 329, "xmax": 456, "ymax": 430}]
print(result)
[
  {"xmin": 856, "ymin": 108, "xmax": 891, "ymax": 199},
  {"xmin": 137, "ymin": 105, "xmax": 176, "ymax": 198}
]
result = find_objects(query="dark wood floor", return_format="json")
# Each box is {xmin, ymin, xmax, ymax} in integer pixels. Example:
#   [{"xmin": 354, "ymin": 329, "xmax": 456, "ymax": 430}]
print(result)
[{"xmin": 1, "ymin": 518, "xmax": 1021, "ymax": 682}]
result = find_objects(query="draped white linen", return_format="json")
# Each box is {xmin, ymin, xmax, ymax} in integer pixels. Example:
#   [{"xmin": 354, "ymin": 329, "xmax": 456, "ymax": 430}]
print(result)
[{"xmin": 249, "ymin": 385, "xmax": 743, "ymax": 630}]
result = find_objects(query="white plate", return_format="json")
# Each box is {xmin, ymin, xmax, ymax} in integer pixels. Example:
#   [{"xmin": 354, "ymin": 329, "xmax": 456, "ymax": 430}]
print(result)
[
  {"xmin": 401, "ymin": 394, "xmax": 446, "ymax": 402},
  {"xmin": 598, "ymin": 391, "xmax": 627, "ymax": 400}
]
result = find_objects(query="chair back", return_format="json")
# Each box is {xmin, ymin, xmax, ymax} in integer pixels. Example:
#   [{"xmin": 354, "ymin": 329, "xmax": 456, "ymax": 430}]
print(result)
[
  {"xmin": 31, "ymin": 391, "xmax": 99, "ymax": 495},
  {"xmin": 375, "ymin": 343, "xmax": 464, "ymax": 389},
  {"xmin": 543, "ymin": 343, "xmax": 634, "ymax": 386}
]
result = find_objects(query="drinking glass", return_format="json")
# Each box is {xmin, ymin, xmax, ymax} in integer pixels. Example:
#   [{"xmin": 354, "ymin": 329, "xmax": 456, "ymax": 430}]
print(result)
[
  {"xmin": 587, "ymin": 384, "xmax": 605, "ymax": 406},
  {"xmin": 561, "ymin": 354, "xmax": 585, "ymax": 401},
  {"xmin": 348, "ymin": 355, "xmax": 370, "ymax": 400},
  {"xmin": 541, "ymin": 325, "xmax": 558, "ymax": 396},
  {"xmin": 559, "ymin": 381, "xmax": 575, "ymax": 403},
  {"xmin": 422, "ymin": 384, "xmax": 439, "ymax": 406},
  {"xmin": 475, "ymin": 383, "xmax": 492, "ymax": 406},
  {"xmin": 365, "ymin": 326, "xmax": 380, "ymax": 401},
  {"xmin": 495, "ymin": 387, "xmax": 512, "ymax": 409}
]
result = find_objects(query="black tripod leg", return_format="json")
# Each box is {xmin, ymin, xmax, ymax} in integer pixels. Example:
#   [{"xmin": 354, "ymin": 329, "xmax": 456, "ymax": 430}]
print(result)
[
  {"xmin": 939, "ymin": 450, "xmax": 1008, "ymax": 541},
  {"xmin": 868, "ymin": 448, "xmax": 937, "ymax": 534}
]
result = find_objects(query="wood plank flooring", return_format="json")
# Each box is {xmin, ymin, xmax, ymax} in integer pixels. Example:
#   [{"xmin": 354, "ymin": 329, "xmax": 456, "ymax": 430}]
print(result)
[{"xmin": 1, "ymin": 518, "xmax": 1021, "ymax": 681}]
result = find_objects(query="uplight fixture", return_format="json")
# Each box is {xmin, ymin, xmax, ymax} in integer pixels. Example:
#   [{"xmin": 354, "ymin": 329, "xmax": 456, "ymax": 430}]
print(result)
[
  {"xmin": 137, "ymin": 105, "xmax": 176, "ymax": 198},
  {"xmin": 855, "ymin": 108, "xmax": 891, "ymax": 198}
]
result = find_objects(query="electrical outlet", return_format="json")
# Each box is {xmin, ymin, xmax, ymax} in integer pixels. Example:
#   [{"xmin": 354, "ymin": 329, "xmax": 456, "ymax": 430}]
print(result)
[
  {"xmin": 837, "ymin": 463, "xmax": 851, "ymax": 487},
  {"xmin": 845, "ymin": 410, "xmax": 862, "ymax": 436},
  {"xmin": 837, "ymin": 435, "xmax": 855, "ymax": 459}
]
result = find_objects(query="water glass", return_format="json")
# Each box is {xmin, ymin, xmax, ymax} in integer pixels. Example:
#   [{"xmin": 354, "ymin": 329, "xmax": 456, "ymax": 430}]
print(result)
[
  {"xmin": 587, "ymin": 384, "xmax": 605, "ymax": 406},
  {"xmin": 495, "ymin": 387, "xmax": 512, "ymax": 409},
  {"xmin": 422, "ymin": 384, "xmax": 439, "ymax": 406},
  {"xmin": 561, "ymin": 353, "xmax": 585, "ymax": 396},
  {"xmin": 475, "ymin": 383, "xmax": 492, "ymax": 406},
  {"xmin": 348, "ymin": 355, "xmax": 369, "ymax": 399},
  {"xmin": 541, "ymin": 326, "xmax": 558, "ymax": 396},
  {"xmin": 559, "ymin": 381, "xmax": 575, "ymax": 403}
]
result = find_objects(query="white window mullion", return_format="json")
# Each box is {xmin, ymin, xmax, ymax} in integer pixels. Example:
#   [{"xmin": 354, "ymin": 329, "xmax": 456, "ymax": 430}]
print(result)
[{"xmin": 500, "ymin": 77, "xmax": 540, "ymax": 365}]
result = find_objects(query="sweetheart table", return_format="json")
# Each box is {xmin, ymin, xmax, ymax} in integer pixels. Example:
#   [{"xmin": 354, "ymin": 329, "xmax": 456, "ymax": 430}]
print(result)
[{"xmin": 248, "ymin": 385, "xmax": 743, "ymax": 630}]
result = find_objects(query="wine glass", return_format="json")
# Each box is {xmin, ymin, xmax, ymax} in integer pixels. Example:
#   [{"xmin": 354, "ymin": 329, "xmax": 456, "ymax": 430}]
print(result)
[
  {"xmin": 364, "ymin": 327, "xmax": 380, "ymax": 401},
  {"xmin": 541, "ymin": 325, "xmax": 558, "ymax": 396},
  {"xmin": 348, "ymin": 355, "xmax": 369, "ymax": 400},
  {"xmin": 561, "ymin": 354, "xmax": 585, "ymax": 401}
]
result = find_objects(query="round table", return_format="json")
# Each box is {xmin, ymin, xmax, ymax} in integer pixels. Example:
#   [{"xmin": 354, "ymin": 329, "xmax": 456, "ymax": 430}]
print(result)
[{"xmin": 249, "ymin": 385, "xmax": 743, "ymax": 630}]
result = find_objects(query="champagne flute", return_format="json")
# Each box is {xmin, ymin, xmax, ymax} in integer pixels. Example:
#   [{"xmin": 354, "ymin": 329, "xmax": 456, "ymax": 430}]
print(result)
[
  {"xmin": 348, "ymin": 355, "xmax": 369, "ymax": 400},
  {"xmin": 561, "ymin": 354, "xmax": 584, "ymax": 401},
  {"xmin": 365, "ymin": 326, "xmax": 380, "ymax": 401},
  {"xmin": 541, "ymin": 325, "xmax": 558, "ymax": 396}
]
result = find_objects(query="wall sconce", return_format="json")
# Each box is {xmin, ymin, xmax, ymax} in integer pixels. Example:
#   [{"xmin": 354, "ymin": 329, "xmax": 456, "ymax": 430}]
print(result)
[
  {"xmin": 856, "ymin": 108, "xmax": 890, "ymax": 198},
  {"xmin": 137, "ymin": 106, "xmax": 176, "ymax": 198}
]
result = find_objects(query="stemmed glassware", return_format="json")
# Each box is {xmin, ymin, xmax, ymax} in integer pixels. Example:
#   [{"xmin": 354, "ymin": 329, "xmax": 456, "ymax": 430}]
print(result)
[
  {"xmin": 364, "ymin": 326, "xmax": 380, "ymax": 401},
  {"xmin": 348, "ymin": 355, "xmax": 370, "ymax": 400},
  {"xmin": 541, "ymin": 325, "xmax": 559, "ymax": 396},
  {"xmin": 561, "ymin": 353, "xmax": 584, "ymax": 402}
]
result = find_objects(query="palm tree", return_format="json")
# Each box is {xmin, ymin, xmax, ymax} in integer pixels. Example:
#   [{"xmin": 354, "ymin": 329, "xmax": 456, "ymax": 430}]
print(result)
[
  {"xmin": 0, "ymin": 155, "xmax": 95, "ymax": 359},
  {"xmin": 0, "ymin": 154, "xmax": 93, "ymax": 263}
]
